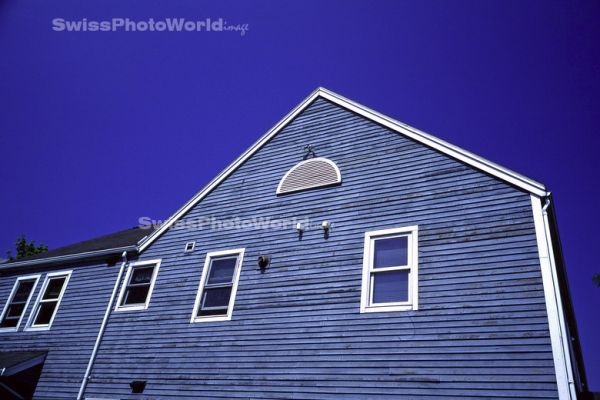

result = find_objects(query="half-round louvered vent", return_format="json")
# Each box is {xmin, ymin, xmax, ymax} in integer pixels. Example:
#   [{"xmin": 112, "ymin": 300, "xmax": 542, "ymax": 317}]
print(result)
[{"xmin": 276, "ymin": 157, "xmax": 342, "ymax": 195}]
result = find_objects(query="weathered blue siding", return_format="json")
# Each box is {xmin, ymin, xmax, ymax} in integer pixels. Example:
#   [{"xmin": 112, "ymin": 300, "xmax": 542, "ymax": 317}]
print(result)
[
  {"xmin": 0, "ymin": 261, "xmax": 119, "ymax": 398},
  {"xmin": 86, "ymin": 98, "xmax": 558, "ymax": 399}
]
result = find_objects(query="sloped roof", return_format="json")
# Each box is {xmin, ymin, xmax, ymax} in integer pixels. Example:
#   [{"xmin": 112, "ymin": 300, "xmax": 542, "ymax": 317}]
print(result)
[
  {"xmin": 137, "ymin": 87, "xmax": 548, "ymax": 253},
  {"xmin": 0, "ymin": 350, "xmax": 47, "ymax": 376},
  {"xmin": 4, "ymin": 226, "xmax": 155, "ymax": 268}
]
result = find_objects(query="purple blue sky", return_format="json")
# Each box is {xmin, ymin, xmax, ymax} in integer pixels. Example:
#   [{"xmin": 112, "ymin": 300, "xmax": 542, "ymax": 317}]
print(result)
[{"xmin": 1, "ymin": 0, "xmax": 599, "ymax": 390}]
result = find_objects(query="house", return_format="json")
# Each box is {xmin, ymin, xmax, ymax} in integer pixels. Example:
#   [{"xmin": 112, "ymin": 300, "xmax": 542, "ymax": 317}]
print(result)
[
  {"xmin": 0, "ymin": 227, "xmax": 154, "ymax": 399},
  {"xmin": 0, "ymin": 88, "xmax": 589, "ymax": 399}
]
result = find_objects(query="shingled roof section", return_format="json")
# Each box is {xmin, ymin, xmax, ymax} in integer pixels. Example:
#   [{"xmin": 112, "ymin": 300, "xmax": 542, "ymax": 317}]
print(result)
[{"xmin": 8, "ymin": 226, "xmax": 155, "ymax": 264}]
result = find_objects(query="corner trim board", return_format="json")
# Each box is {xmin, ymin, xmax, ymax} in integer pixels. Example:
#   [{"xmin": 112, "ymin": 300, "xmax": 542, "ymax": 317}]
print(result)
[{"xmin": 530, "ymin": 194, "xmax": 577, "ymax": 400}]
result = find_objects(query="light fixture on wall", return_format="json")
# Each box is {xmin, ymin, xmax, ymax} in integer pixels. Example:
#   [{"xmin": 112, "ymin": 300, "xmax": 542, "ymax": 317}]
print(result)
[
  {"xmin": 258, "ymin": 255, "xmax": 270, "ymax": 270},
  {"xmin": 321, "ymin": 220, "xmax": 331, "ymax": 239},
  {"xmin": 130, "ymin": 380, "xmax": 146, "ymax": 394},
  {"xmin": 295, "ymin": 222, "xmax": 305, "ymax": 240}
]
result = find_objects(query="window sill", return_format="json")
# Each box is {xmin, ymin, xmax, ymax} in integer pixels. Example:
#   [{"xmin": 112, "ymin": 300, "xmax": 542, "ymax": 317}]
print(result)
[
  {"xmin": 114, "ymin": 304, "xmax": 148, "ymax": 312},
  {"xmin": 191, "ymin": 315, "xmax": 231, "ymax": 323},
  {"xmin": 0, "ymin": 327, "xmax": 18, "ymax": 333},
  {"xmin": 24, "ymin": 325, "xmax": 51, "ymax": 332},
  {"xmin": 361, "ymin": 304, "xmax": 416, "ymax": 313}
]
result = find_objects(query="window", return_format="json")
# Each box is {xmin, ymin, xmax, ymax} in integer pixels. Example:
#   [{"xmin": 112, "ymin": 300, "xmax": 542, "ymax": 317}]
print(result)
[
  {"xmin": 191, "ymin": 249, "xmax": 245, "ymax": 322},
  {"xmin": 27, "ymin": 271, "xmax": 71, "ymax": 330},
  {"xmin": 115, "ymin": 260, "xmax": 161, "ymax": 311},
  {"xmin": 361, "ymin": 226, "xmax": 418, "ymax": 313},
  {"xmin": 0, "ymin": 275, "xmax": 40, "ymax": 331}
]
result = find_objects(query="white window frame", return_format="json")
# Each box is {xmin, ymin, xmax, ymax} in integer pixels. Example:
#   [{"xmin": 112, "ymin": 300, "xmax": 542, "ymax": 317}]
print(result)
[
  {"xmin": 115, "ymin": 259, "xmax": 161, "ymax": 312},
  {"xmin": 26, "ymin": 270, "xmax": 72, "ymax": 331},
  {"xmin": 0, "ymin": 274, "xmax": 41, "ymax": 332},
  {"xmin": 360, "ymin": 226, "xmax": 419, "ymax": 313},
  {"xmin": 191, "ymin": 248, "xmax": 245, "ymax": 323}
]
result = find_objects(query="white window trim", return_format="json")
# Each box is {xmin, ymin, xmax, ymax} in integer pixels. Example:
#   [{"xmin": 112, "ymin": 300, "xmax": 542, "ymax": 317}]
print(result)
[
  {"xmin": 360, "ymin": 226, "xmax": 419, "ymax": 313},
  {"xmin": 191, "ymin": 248, "xmax": 245, "ymax": 323},
  {"xmin": 114, "ymin": 259, "xmax": 161, "ymax": 312},
  {"xmin": 0, "ymin": 274, "xmax": 41, "ymax": 332},
  {"xmin": 25, "ymin": 270, "xmax": 72, "ymax": 331}
]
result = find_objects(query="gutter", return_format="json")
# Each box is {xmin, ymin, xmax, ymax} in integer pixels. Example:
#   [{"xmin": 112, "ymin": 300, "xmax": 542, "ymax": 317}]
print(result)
[
  {"xmin": 77, "ymin": 251, "xmax": 129, "ymax": 400},
  {"xmin": 0, "ymin": 246, "xmax": 137, "ymax": 271}
]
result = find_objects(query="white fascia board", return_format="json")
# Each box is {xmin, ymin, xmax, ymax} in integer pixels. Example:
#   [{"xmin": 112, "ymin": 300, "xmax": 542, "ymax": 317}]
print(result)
[
  {"xmin": 138, "ymin": 88, "xmax": 323, "ymax": 252},
  {"xmin": 138, "ymin": 87, "xmax": 548, "ymax": 253},
  {"xmin": 317, "ymin": 88, "xmax": 547, "ymax": 197},
  {"xmin": 0, "ymin": 246, "xmax": 136, "ymax": 270}
]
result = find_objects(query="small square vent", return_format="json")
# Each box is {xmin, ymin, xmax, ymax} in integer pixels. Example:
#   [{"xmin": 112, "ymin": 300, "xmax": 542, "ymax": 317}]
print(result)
[{"xmin": 184, "ymin": 241, "xmax": 196, "ymax": 253}]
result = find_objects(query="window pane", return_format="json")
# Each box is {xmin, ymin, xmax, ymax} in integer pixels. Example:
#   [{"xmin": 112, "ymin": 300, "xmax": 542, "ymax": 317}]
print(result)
[
  {"xmin": 372, "ymin": 270, "xmax": 409, "ymax": 304},
  {"xmin": 42, "ymin": 277, "xmax": 66, "ymax": 300},
  {"xmin": 34, "ymin": 302, "xmax": 58, "ymax": 325},
  {"xmin": 13, "ymin": 280, "xmax": 35, "ymax": 302},
  {"xmin": 122, "ymin": 285, "xmax": 150, "ymax": 305},
  {"xmin": 198, "ymin": 307, "xmax": 229, "ymax": 317},
  {"xmin": 130, "ymin": 266, "xmax": 154, "ymax": 285},
  {"xmin": 0, "ymin": 317, "xmax": 18, "ymax": 328},
  {"xmin": 207, "ymin": 258, "xmax": 237, "ymax": 285},
  {"xmin": 5, "ymin": 303, "xmax": 25, "ymax": 318},
  {"xmin": 374, "ymin": 236, "xmax": 408, "ymax": 268},
  {"xmin": 201, "ymin": 287, "xmax": 232, "ymax": 310}
]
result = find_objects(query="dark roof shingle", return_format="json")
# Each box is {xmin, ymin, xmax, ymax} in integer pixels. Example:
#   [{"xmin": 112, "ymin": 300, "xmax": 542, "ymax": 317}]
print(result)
[{"xmin": 8, "ymin": 226, "xmax": 155, "ymax": 264}]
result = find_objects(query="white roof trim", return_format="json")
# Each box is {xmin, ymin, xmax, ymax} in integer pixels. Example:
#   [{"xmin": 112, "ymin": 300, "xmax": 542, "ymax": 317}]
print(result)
[
  {"xmin": 138, "ymin": 87, "xmax": 547, "ymax": 252},
  {"xmin": 318, "ymin": 88, "xmax": 547, "ymax": 196},
  {"xmin": 0, "ymin": 245, "xmax": 137, "ymax": 270}
]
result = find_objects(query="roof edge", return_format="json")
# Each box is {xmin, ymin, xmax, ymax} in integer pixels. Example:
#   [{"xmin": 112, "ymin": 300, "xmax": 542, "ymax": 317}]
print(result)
[
  {"xmin": 317, "ymin": 87, "xmax": 547, "ymax": 196},
  {"xmin": 138, "ymin": 87, "xmax": 324, "ymax": 252},
  {"xmin": 138, "ymin": 87, "xmax": 548, "ymax": 253},
  {"xmin": 0, "ymin": 245, "xmax": 136, "ymax": 271}
]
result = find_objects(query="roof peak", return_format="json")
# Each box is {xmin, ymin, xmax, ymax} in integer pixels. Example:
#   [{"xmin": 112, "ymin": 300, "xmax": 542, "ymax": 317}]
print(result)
[{"xmin": 135, "ymin": 87, "xmax": 546, "ymax": 252}]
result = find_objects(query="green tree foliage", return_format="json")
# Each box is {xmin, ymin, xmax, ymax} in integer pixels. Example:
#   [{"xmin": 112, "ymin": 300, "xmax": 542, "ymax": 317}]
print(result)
[{"xmin": 6, "ymin": 235, "xmax": 48, "ymax": 261}]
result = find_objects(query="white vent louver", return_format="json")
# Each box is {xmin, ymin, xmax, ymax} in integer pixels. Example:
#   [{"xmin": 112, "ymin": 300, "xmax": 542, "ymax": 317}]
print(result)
[{"xmin": 276, "ymin": 157, "xmax": 341, "ymax": 195}]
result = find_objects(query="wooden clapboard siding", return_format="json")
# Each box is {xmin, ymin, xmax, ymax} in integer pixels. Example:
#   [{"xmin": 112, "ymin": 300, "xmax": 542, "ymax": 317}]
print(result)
[
  {"xmin": 0, "ymin": 261, "xmax": 119, "ymax": 399},
  {"xmin": 83, "ymin": 98, "xmax": 558, "ymax": 399}
]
